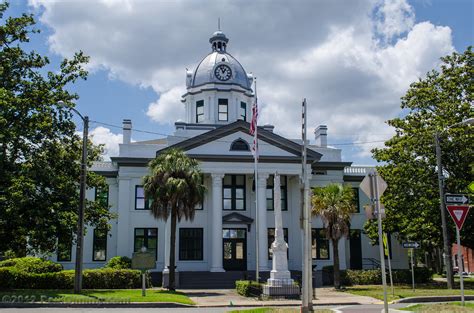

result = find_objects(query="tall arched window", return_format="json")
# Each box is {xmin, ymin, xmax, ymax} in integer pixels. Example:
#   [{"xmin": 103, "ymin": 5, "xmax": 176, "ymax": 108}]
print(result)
[{"xmin": 230, "ymin": 139, "xmax": 250, "ymax": 151}]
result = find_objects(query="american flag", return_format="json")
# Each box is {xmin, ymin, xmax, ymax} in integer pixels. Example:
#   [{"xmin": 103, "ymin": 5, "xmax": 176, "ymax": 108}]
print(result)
[{"xmin": 249, "ymin": 101, "xmax": 258, "ymax": 158}]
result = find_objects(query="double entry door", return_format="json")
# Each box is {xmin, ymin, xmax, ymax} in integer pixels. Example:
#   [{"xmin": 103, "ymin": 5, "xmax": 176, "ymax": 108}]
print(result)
[{"xmin": 223, "ymin": 228, "xmax": 247, "ymax": 271}]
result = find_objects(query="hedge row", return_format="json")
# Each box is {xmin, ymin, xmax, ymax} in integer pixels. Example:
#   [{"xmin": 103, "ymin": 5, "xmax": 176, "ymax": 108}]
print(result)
[
  {"xmin": 235, "ymin": 280, "xmax": 263, "ymax": 297},
  {"xmin": 0, "ymin": 257, "xmax": 63, "ymax": 274},
  {"xmin": 323, "ymin": 267, "xmax": 432, "ymax": 286},
  {"xmin": 0, "ymin": 267, "xmax": 152, "ymax": 289}
]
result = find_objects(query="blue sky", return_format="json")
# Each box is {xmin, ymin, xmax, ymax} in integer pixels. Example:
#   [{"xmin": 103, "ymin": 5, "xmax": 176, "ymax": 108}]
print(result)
[{"xmin": 5, "ymin": 0, "xmax": 473, "ymax": 164}]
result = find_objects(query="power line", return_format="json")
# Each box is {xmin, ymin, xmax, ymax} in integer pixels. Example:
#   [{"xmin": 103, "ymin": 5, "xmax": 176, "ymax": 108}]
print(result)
[{"xmin": 89, "ymin": 120, "xmax": 388, "ymax": 147}]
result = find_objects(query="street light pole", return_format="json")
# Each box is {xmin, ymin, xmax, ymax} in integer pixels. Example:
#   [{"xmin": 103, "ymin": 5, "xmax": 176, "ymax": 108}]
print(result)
[
  {"xmin": 59, "ymin": 102, "xmax": 89, "ymax": 294},
  {"xmin": 74, "ymin": 114, "xmax": 88, "ymax": 293},
  {"xmin": 434, "ymin": 132, "xmax": 453, "ymax": 289}
]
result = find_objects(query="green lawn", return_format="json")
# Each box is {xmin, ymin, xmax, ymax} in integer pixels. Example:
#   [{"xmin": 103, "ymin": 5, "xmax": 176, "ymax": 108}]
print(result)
[
  {"xmin": 340, "ymin": 284, "xmax": 474, "ymax": 302},
  {"xmin": 433, "ymin": 274, "xmax": 474, "ymax": 283},
  {"xmin": 228, "ymin": 309, "xmax": 332, "ymax": 313},
  {"xmin": 0, "ymin": 289, "xmax": 194, "ymax": 304},
  {"xmin": 400, "ymin": 302, "xmax": 474, "ymax": 312}
]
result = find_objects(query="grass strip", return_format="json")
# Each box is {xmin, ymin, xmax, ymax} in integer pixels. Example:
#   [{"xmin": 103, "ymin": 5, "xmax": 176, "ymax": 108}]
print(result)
[{"xmin": 0, "ymin": 289, "xmax": 194, "ymax": 305}]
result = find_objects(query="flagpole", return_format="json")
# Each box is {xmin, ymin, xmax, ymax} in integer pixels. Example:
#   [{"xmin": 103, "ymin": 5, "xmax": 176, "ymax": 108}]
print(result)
[{"xmin": 254, "ymin": 77, "xmax": 259, "ymax": 283}]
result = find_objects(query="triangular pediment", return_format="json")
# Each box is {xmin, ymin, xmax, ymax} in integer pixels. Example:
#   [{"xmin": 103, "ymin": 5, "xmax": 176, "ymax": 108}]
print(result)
[
  {"xmin": 158, "ymin": 120, "xmax": 321, "ymax": 163},
  {"xmin": 222, "ymin": 212, "xmax": 254, "ymax": 224}
]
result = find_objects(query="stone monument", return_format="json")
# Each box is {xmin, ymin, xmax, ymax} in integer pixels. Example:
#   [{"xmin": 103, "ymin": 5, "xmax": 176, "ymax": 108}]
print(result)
[{"xmin": 263, "ymin": 172, "xmax": 300, "ymax": 297}]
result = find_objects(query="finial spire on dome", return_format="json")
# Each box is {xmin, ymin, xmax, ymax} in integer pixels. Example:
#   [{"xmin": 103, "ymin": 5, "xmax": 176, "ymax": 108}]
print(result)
[{"xmin": 218, "ymin": 17, "xmax": 221, "ymax": 31}]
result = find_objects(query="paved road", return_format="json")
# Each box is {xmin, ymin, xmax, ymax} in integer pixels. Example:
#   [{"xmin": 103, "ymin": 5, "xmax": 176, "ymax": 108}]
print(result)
[{"xmin": 0, "ymin": 304, "xmax": 411, "ymax": 313}]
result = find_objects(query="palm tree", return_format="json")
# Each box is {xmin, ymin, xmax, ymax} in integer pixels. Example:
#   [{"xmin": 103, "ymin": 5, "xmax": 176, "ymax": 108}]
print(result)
[
  {"xmin": 143, "ymin": 149, "xmax": 205, "ymax": 291},
  {"xmin": 311, "ymin": 183, "xmax": 355, "ymax": 289}
]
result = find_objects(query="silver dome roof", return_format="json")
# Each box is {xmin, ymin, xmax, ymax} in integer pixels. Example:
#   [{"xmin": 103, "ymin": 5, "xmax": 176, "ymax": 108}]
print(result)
[
  {"xmin": 190, "ymin": 51, "xmax": 252, "ymax": 90},
  {"xmin": 188, "ymin": 31, "xmax": 252, "ymax": 90}
]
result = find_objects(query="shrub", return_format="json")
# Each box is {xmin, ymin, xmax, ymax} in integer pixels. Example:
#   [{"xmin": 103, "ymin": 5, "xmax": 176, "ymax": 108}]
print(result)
[
  {"xmin": 83, "ymin": 268, "xmax": 151, "ymax": 289},
  {"xmin": 0, "ymin": 257, "xmax": 63, "ymax": 273},
  {"xmin": 104, "ymin": 256, "xmax": 132, "ymax": 269},
  {"xmin": 322, "ymin": 268, "xmax": 433, "ymax": 286},
  {"xmin": 235, "ymin": 280, "xmax": 262, "ymax": 297},
  {"xmin": 0, "ymin": 268, "xmax": 74, "ymax": 289},
  {"xmin": 0, "ymin": 268, "xmax": 151, "ymax": 290},
  {"xmin": 342, "ymin": 269, "xmax": 381, "ymax": 285}
]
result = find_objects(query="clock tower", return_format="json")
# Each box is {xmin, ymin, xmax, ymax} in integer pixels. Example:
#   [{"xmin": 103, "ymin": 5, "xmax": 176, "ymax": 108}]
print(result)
[{"xmin": 182, "ymin": 30, "xmax": 254, "ymax": 125}]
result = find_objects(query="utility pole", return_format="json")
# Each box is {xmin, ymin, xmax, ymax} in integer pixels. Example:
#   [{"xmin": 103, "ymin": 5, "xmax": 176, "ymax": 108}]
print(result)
[
  {"xmin": 301, "ymin": 98, "xmax": 311, "ymax": 312},
  {"xmin": 74, "ymin": 115, "xmax": 88, "ymax": 294},
  {"xmin": 434, "ymin": 133, "xmax": 454, "ymax": 289}
]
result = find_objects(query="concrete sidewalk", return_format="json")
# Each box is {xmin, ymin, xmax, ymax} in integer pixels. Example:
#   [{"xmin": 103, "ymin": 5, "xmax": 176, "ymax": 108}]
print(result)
[{"xmin": 182, "ymin": 287, "xmax": 380, "ymax": 307}]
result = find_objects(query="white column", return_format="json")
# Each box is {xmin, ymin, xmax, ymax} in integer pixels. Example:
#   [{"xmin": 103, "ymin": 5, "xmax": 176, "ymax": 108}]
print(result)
[
  {"xmin": 258, "ymin": 173, "xmax": 270, "ymax": 271},
  {"xmin": 163, "ymin": 217, "xmax": 171, "ymax": 273},
  {"xmin": 116, "ymin": 178, "xmax": 130, "ymax": 257},
  {"xmin": 211, "ymin": 173, "xmax": 225, "ymax": 272}
]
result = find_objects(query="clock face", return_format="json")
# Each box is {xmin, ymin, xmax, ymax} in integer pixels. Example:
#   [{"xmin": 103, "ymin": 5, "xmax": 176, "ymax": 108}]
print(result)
[{"xmin": 214, "ymin": 64, "xmax": 232, "ymax": 81}]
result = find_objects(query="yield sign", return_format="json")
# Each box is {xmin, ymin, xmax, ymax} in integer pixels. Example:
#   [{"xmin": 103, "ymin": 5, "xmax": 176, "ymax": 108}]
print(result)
[{"xmin": 446, "ymin": 205, "xmax": 470, "ymax": 230}]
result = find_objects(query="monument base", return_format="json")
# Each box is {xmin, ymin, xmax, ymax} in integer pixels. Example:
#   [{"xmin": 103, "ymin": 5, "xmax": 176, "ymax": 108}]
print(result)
[{"xmin": 263, "ymin": 283, "xmax": 300, "ymax": 298}]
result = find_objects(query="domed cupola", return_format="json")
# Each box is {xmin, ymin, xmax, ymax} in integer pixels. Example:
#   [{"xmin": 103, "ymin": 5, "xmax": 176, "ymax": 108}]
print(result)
[
  {"xmin": 187, "ymin": 30, "xmax": 253, "ymax": 91},
  {"xmin": 182, "ymin": 30, "xmax": 255, "ymax": 126}
]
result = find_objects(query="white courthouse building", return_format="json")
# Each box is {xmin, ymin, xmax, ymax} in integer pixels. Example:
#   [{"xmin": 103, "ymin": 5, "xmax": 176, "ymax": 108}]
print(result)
[{"xmin": 57, "ymin": 30, "xmax": 408, "ymax": 287}]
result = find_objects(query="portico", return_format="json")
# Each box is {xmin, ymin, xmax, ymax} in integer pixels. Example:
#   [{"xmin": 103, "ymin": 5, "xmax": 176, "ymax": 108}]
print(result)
[{"xmin": 191, "ymin": 159, "xmax": 314, "ymax": 273}]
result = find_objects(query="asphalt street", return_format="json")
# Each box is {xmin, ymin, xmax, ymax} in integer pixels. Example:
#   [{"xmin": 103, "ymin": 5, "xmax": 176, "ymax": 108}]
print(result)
[{"xmin": 0, "ymin": 303, "xmax": 412, "ymax": 313}]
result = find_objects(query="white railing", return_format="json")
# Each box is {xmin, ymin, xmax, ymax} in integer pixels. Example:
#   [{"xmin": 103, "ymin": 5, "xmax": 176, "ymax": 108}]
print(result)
[
  {"xmin": 91, "ymin": 161, "xmax": 116, "ymax": 171},
  {"xmin": 344, "ymin": 166, "xmax": 375, "ymax": 176}
]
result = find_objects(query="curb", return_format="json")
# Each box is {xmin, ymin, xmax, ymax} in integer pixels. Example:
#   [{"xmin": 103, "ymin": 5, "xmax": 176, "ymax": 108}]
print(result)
[
  {"xmin": 394, "ymin": 295, "xmax": 474, "ymax": 303},
  {"xmin": 195, "ymin": 301, "xmax": 361, "ymax": 308}
]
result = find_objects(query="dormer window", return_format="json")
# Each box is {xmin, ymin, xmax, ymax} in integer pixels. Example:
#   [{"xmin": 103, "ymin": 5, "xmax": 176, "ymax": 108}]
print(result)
[
  {"xmin": 230, "ymin": 139, "xmax": 250, "ymax": 151},
  {"xmin": 196, "ymin": 100, "xmax": 204, "ymax": 123}
]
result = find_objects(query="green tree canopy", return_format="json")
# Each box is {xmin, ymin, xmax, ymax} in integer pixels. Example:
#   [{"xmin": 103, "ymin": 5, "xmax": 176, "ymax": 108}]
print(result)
[
  {"xmin": 0, "ymin": 2, "xmax": 113, "ymax": 256},
  {"xmin": 143, "ymin": 149, "xmax": 205, "ymax": 290},
  {"xmin": 312, "ymin": 183, "xmax": 356, "ymax": 289},
  {"xmin": 366, "ymin": 47, "xmax": 474, "ymax": 253}
]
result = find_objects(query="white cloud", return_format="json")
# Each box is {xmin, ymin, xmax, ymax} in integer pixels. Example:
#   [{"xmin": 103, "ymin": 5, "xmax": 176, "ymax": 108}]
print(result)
[
  {"xmin": 89, "ymin": 126, "xmax": 122, "ymax": 160},
  {"xmin": 29, "ymin": 0, "xmax": 455, "ymax": 159},
  {"xmin": 374, "ymin": 0, "xmax": 415, "ymax": 41},
  {"xmin": 146, "ymin": 86, "xmax": 185, "ymax": 123}
]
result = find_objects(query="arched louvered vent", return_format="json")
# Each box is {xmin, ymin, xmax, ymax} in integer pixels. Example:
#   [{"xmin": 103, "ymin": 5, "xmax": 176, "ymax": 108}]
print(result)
[{"xmin": 230, "ymin": 138, "xmax": 250, "ymax": 151}]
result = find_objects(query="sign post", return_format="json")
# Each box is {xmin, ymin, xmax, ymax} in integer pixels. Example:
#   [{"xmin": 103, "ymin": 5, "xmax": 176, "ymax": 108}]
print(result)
[
  {"xmin": 402, "ymin": 241, "xmax": 420, "ymax": 292},
  {"xmin": 383, "ymin": 233, "xmax": 394, "ymax": 297},
  {"xmin": 411, "ymin": 248, "xmax": 415, "ymax": 292},
  {"xmin": 446, "ymin": 204, "xmax": 470, "ymax": 306},
  {"xmin": 132, "ymin": 247, "xmax": 156, "ymax": 297},
  {"xmin": 360, "ymin": 171, "xmax": 388, "ymax": 313}
]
